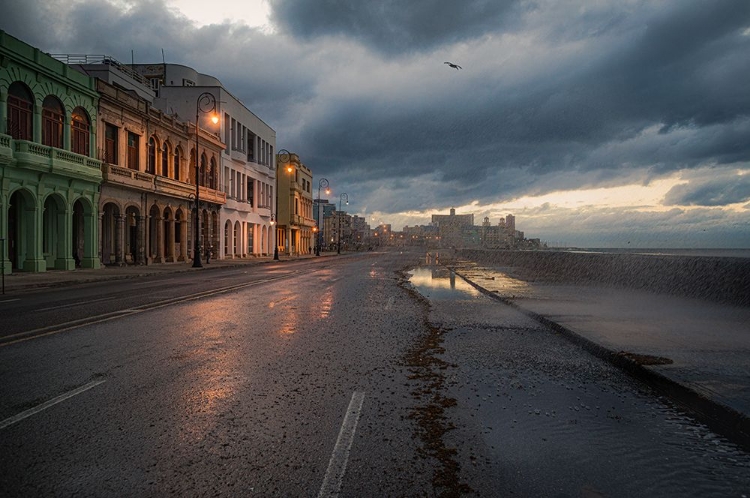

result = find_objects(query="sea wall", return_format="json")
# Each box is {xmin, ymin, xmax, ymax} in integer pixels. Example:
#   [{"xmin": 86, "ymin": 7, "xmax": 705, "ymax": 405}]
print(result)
[{"xmin": 455, "ymin": 249, "xmax": 750, "ymax": 306}]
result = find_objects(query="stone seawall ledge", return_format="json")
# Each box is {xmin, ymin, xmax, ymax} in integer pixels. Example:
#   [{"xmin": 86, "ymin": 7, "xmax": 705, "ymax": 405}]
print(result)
[{"xmin": 456, "ymin": 249, "xmax": 750, "ymax": 306}]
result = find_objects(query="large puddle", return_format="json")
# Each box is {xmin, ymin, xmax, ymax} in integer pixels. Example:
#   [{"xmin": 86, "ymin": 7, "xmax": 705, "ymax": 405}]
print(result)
[
  {"xmin": 408, "ymin": 267, "xmax": 481, "ymax": 299},
  {"xmin": 409, "ymin": 264, "xmax": 533, "ymax": 301}
]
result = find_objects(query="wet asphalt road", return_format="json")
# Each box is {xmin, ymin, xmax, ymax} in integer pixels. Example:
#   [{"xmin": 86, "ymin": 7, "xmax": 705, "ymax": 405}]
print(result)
[
  {"xmin": 1, "ymin": 251, "xmax": 433, "ymax": 496},
  {"xmin": 1, "ymin": 249, "xmax": 749, "ymax": 497}
]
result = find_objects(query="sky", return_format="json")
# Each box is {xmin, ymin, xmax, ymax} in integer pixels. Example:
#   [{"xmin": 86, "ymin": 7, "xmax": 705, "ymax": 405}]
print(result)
[{"xmin": 2, "ymin": 0, "xmax": 749, "ymax": 248}]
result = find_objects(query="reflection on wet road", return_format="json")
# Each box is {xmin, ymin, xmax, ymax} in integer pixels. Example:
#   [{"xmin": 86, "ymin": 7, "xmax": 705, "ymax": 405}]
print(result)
[
  {"xmin": 408, "ymin": 267, "xmax": 480, "ymax": 298},
  {"xmin": 0, "ymin": 251, "xmax": 435, "ymax": 497}
]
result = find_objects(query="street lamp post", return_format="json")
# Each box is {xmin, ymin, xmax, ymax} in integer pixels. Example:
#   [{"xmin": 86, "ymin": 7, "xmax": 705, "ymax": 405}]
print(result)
[
  {"xmin": 273, "ymin": 149, "xmax": 292, "ymax": 261},
  {"xmin": 316, "ymin": 178, "xmax": 329, "ymax": 256},
  {"xmin": 337, "ymin": 193, "xmax": 348, "ymax": 254},
  {"xmin": 193, "ymin": 92, "xmax": 218, "ymax": 268}
]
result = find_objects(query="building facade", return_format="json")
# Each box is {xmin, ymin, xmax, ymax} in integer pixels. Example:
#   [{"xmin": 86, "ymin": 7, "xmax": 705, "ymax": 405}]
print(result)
[
  {"xmin": 351, "ymin": 215, "xmax": 370, "ymax": 249},
  {"xmin": 276, "ymin": 152, "xmax": 315, "ymax": 256},
  {"xmin": 1, "ymin": 31, "xmax": 101, "ymax": 274},
  {"xmin": 94, "ymin": 78, "xmax": 225, "ymax": 265},
  {"xmin": 134, "ymin": 64, "xmax": 276, "ymax": 259},
  {"xmin": 314, "ymin": 198, "xmax": 336, "ymax": 252},
  {"xmin": 431, "ymin": 208, "xmax": 474, "ymax": 248}
]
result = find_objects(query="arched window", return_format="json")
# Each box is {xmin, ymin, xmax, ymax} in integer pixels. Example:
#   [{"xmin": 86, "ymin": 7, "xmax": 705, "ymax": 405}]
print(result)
[
  {"xmin": 147, "ymin": 137, "xmax": 156, "ymax": 174},
  {"xmin": 42, "ymin": 96, "xmax": 64, "ymax": 149},
  {"xmin": 7, "ymin": 82, "xmax": 33, "ymax": 141},
  {"xmin": 209, "ymin": 157, "xmax": 217, "ymax": 189},
  {"xmin": 199, "ymin": 154, "xmax": 207, "ymax": 187},
  {"xmin": 161, "ymin": 142, "xmax": 169, "ymax": 176},
  {"xmin": 71, "ymin": 107, "xmax": 90, "ymax": 156},
  {"xmin": 174, "ymin": 147, "xmax": 181, "ymax": 181}
]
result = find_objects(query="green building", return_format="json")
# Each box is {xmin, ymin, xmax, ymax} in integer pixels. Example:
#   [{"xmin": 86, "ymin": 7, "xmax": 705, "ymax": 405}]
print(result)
[{"xmin": 0, "ymin": 31, "xmax": 102, "ymax": 274}]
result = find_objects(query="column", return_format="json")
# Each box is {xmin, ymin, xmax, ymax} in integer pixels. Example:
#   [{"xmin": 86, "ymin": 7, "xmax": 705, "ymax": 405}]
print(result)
[
  {"xmin": 0, "ymin": 191, "xmax": 9, "ymax": 275},
  {"xmin": 33, "ymin": 108, "xmax": 42, "ymax": 143},
  {"xmin": 0, "ymin": 89, "xmax": 7, "ymax": 135},
  {"xmin": 99, "ymin": 211, "xmax": 107, "ymax": 265},
  {"xmin": 156, "ymin": 215, "xmax": 165, "ymax": 263},
  {"xmin": 179, "ymin": 215, "xmax": 188, "ymax": 262},
  {"xmin": 167, "ymin": 217, "xmax": 176, "ymax": 262},
  {"xmin": 115, "ymin": 214, "xmax": 125, "ymax": 265},
  {"xmin": 63, "ymin": 110, "xmax": 71, "ymax": 151},
  {"xmin": 81, "ymin": 203, "xmax": 100, "ymax": 269},
  {"xmin": 138, "ymin": 215, "xmax": 146, "ymax": 265},
  {"xmin": 23, "ymin": 197, "xmax": 45, "ymax": 272},
  {"xmin": 54, "ymin": 204, "xmax": 74, "ymax": 270}
]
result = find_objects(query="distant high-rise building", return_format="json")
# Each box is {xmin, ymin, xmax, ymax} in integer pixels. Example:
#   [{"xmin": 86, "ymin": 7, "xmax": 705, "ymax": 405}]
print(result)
[
  {"xmin": 431, "ymin": 209, "xmax": 474, "ymax": 248},
  {"xmin": 506, "ymin": 214, "xmax": 516, "ymax": 234}
]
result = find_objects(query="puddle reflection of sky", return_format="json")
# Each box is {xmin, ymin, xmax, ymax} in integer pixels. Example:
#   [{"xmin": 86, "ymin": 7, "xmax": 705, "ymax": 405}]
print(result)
[{"xmin": 408, "ymin": 267, "xmax": 480, "ymax": 299}]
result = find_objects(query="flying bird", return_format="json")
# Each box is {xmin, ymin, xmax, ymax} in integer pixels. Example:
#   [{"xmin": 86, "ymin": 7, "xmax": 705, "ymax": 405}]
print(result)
[{"xmin": 444, "ymin": 62, "xmax": 462, "ymax": 70}]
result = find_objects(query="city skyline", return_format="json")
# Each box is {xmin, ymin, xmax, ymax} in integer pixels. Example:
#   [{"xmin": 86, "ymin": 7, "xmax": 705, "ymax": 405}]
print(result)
[{"xmin": 2, "ymin": 0, "xmax": 748, "ymax": 248}]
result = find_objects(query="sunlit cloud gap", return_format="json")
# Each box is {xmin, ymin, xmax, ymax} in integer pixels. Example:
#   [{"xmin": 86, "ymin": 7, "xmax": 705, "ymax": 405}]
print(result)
[{"xmin": 168, "ymin": 0, "xmax": 271, "ymax": 29}]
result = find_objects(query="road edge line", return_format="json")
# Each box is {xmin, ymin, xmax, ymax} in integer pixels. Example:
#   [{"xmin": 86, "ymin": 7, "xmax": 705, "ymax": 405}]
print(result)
[{"xmin": 318, "ymin": 391, "xmax": 366, "ymax": 498}]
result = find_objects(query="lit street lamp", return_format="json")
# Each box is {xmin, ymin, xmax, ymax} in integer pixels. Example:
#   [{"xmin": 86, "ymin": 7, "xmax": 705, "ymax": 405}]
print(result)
[
  {"xmin": 273, "ymin": 149, "xmax": 292, "ymax": 261},
  {"xmin": 316, "ymin": 178, "xmax": 330, "ymax": 256},
  {"xmin": 193, "ymin": 92, "xmax": 218, "ymax": 268},
  {"xmin": 337, "ymin": 193, "xmax": 348, "ymax": 254}
]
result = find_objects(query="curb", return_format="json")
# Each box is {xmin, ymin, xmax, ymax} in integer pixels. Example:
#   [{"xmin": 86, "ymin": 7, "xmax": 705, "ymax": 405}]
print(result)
[
  {"xmin": 1, "ymin": 255, "xmax": 332, "ymax": 294},
  {"xmin": 452, "ymin": 268, "xmax": 750, "ymax": 452},
  {"xmin": 2, "ymin": 251, "xmax": 347, "ymax": 294}
]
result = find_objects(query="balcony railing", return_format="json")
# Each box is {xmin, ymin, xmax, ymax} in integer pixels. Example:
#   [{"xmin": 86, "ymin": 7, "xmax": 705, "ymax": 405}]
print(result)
[{"xmin": 10, "ymin": 138, "xmax": 102, "ymax": 177}]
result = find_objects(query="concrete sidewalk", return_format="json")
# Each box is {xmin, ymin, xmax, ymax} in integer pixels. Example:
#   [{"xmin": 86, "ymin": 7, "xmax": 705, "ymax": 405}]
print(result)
[
  {"xmin": 0, "ymin": 252, "xmax": 333, "ymax": 294},
  {"xmin": 452, "ymin": 262, "xmax": 750, "ymax": 450}
]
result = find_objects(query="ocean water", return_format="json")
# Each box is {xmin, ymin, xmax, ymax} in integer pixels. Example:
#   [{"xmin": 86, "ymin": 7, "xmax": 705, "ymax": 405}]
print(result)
[
  {"xmin": 571, "ymin": 248, "xmax": 750, "ymax": 259},
  {"xmin": 455, "ymin": 248, "xmax": 750, "ymax": 306}
]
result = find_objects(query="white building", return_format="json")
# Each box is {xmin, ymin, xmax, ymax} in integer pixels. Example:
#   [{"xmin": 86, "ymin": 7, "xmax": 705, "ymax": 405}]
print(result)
[{"xmin": 134, "ymin": 64, "xmax": 277, "ymax": 258}]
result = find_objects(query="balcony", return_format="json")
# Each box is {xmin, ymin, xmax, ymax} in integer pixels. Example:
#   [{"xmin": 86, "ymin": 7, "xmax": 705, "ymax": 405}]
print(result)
[
  {"xmin": 7, "ymin": 136, "xmax": 102, "ymax": 182},
  {"xmin": 198, "ymin": 185, "xmax": 226, "ymax": 205},
  {"xmin": 290, "ymin": 214, "xmax": 316, "ymax": 228},
  {"xmin": 101, "ymin": 163, "xmax": 225, "ymax": 204},
  {"xmin": 155, "ymin": 175, "xmax": 195, "ymax": 198},
  {"xmin": 102, "ymin": 163, "xmax": 154, "ymax": 190}
]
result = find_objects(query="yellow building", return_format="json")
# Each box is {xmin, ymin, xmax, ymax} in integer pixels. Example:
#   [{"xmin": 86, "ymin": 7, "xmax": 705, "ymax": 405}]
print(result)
[{"xmin": 275, "ymin": 152, "xmax": 315, "ymax": 255}]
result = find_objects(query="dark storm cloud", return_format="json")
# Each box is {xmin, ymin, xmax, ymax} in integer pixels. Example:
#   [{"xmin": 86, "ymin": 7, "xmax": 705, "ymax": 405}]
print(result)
[
  {"xmin": 269, "ymin": 0, "xmax": 522, "ymax": 55},
  {"xmin": 1, "ymin": 0, "xmax": 748, "ymax": 235},
  {"xmin": 0, "ymin": 0, "xmax": 315, "ymax": 120},
  {"xmin": 664, "ymin": 171, "xmax": 750, "ymax": 207},
  {"xmin": 291, "ymin": 0, "xmax": 750, "ymax": 210}
]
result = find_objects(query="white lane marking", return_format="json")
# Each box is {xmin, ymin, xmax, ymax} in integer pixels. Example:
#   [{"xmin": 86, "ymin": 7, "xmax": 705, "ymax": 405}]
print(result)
[
  {"xmin": 384, "ymin": 296, "xmax": 394, "ymax": 310},
  {"xmin": 0, "ymin": 380, "xmax": 106, "ymax": 430},
  {"xmin": 0, "ymin": 298, "xmax": 20, "ymax": 303},
  {"xmin": 318, "ymin": 391, "xmax": 366, "ymax": 498},
  {"xmin": 37, "ymin": 295, "xmax": 120, "ymax": 312}
]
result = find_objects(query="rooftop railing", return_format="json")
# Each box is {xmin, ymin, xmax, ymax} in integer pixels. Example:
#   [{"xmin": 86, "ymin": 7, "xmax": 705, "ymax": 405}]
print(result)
[{"xmin": 51, "ymin": 54, "xmax": 151, "ymax": 87}]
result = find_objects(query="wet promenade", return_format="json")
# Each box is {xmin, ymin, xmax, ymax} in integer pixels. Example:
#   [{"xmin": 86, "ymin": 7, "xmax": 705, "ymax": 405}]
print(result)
[{"xmin": 448, "ymin": 253, "xmax": 750, "ymax": 448}]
